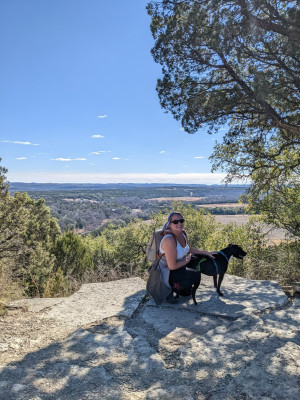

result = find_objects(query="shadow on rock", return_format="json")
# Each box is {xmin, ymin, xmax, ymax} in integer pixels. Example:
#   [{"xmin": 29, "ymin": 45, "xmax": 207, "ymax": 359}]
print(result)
[{"xmin": 1, "ymin": 289, "xmax": 299, "ymax": 400}]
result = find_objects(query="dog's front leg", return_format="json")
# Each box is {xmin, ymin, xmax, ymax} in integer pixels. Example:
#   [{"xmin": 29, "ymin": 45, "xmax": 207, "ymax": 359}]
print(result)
[
  {"xmin": 217, "ymin": 273, "xmax": 225, "ymax": 296},
  {"xmin": 213, "ymin": 274, "xmax": 217, "ymax": 289}
]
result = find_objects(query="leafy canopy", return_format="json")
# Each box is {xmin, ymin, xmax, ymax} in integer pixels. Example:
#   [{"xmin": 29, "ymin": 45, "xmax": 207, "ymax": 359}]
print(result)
[{"xmin": 148, "ymin": 0, "xmax": 299, "ymax": 137}]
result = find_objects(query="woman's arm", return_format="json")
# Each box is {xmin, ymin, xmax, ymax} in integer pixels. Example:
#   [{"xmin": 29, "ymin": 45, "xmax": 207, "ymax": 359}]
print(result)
[
  {"xmin": 161, "ymin": 236, "xmax": 191, "ymax": 270},
  {"xmin": 190, "ymin": 247, "xmax": 217, "ymax": 259}
]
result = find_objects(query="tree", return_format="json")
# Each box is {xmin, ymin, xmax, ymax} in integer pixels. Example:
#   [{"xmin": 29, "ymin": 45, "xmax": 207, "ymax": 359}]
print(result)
[
  {"xmin": 147, "ymin": 0, "xmax": 300, "ymax": 235},
  {"xmin": 0, "ymin": 161, "xmax": 9, "ymax": 196},
  {"xmin": 148, "ymin": 0, "xmax": 299, "ymax": 136},
  {"xmin": 16, "ymin": 196, "xmax": 61, "ymax": 296},
  {"xmin": 0, "ymin": 158, "xmax": 62, "ymax": 296},
  {"xmin": 0, "ymin": 158, "xmax": 30, "ymax": 260}
]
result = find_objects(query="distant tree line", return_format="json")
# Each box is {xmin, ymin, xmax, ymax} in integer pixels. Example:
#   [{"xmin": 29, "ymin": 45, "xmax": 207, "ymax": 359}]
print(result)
[{"xmin": 11, "ymin": 186, "xmax": 248, "ymax": 233}]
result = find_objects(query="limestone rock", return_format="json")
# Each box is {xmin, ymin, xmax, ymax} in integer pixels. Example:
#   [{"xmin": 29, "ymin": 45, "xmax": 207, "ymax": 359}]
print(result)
[{"xmin": 0, "ymin": 276, "xmax": 299, "ymax": 400}]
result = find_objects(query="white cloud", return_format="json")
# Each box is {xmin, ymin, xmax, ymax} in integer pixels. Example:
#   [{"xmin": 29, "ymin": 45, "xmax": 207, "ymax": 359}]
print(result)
[
  {"xmin": 7, "ymin": 171, "xmax": 230, "ymax": 184},
  {"xmin": 112, "ymin": 157, "xmax": 121, "ymax": 160},
  {"xmin": 97, "ymin": 115, "xmax": 108, "ymax": 119},
  {"xmin": 51, "ymin": 158, "xmax": 87, "ymax": 162},
  {"xmin": 1, "ymin": 140, "xmax": 40, "ymax": 146},
  {"xmin": 91, "ymin": 134, "xmax": 104, "ymax": 138},
  {"xmin": 194, "ymin": 156, "xmax": 205, "ymax": 159},
  {"xmin": 90, "ymin": 150, "xmax": 111, "ymax": 155},
  {"xmin": 16, "ymin": 157, "xmax": 27, "ymax": 160},
  {"xmin": 51, "ymin": 158, "xmax": 72, "ymax": 162},
  {"xmin": 160, "ymin": 150, "xmax": 166, "ymax": 154}
]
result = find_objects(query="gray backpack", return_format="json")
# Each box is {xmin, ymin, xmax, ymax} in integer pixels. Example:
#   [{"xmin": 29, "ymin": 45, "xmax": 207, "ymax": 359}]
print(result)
[
  {"xmin": 146, "ymin": 230, "xmax": 164, "ymax": 262},
  {"xmin": 146, "ymin": 230, "xmax": 178, "ymax": 262}
]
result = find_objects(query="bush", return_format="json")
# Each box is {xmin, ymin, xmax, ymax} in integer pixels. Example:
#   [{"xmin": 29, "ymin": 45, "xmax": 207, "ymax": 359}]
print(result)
[
  {"xmin": 43, "ymin": 268, "xmax": 78, "ymax": 298},
  {"xmin": 53, "ymin": 229, "xmax": 94, "ymax": 278},
  {"xmin": 0, "ymin": 260, "xmax": 24, "ymax": 315}
]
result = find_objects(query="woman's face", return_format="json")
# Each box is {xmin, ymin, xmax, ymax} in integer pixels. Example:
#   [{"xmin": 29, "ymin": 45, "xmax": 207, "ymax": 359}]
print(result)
[{"xmin": 169, "ymin": 213, "xmax": 185, "ymax": 234}]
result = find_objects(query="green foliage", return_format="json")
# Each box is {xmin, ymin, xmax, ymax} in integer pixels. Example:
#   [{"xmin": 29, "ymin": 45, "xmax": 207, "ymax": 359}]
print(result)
[
  {"xmin": 53, "ymin": 229, "xmax": 94, "ymax": 279},
  {"xmin": 0, "ymin": 260, "xmax": 24, "ymax": 314},
  {"xmin": 83, "ymin": 220, "xmax": 154, "ymax": 280},
  {"xmin": 148, "ymin": 0, "xmax": 300, "ymax": 237},
  {"xmin": 0, "ymin": 191, "xmax": 30, "ymax": 260},
  {"xmin": 214, "ymin": 219, "xmax": 268, "ymax": 278},
  {"xmin": 242, "ymin": 169, "xmax": 300, "ymax": 237},
  {"xmin": 15, "ymin": 196, "xmax": 61, "ymax": 296},
  {"xmin": 204, "ymin": 206, "xmax": 246, "ymax": 215},
  {"xmin": 242, "ymin": 239, "xmax": 300, "ymax": 285},
  {"xmin": 43, "ymin": 268, "xmax": 76, "ymax": 298},
  {"xmin": 0, "ymin": 159, "xmax": 63, "ymax": 298},
  {"xmin": 148, "ymin": 0, "xmax": 299, "ymax": 135}
]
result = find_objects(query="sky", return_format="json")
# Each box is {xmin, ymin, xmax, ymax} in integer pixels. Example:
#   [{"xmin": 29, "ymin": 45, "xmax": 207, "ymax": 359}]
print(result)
[{"xmin": 0, "ymin": 0, "xmax": 227, "ymax": 185}]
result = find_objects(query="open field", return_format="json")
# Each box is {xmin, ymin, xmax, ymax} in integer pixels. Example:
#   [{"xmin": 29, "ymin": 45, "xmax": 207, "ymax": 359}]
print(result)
[
  {"xmin": 199, "ymin": 203, "xmax": 247, "ymax": 208},
  {"xmin": 147, "ymin": 196, "xmax": 206, "ymax": 202},
  {"xmin": 214, "ymin": 214, "xmax": 291, "ymax": 244},
  {"xmin": 214, "ymin": 214, "xmax": 253, "ymax": 225}
]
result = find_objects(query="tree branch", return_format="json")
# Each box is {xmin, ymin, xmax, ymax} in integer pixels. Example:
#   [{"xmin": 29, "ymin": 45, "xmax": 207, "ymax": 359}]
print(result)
[
  {"xmin": 218, "ymin": 52, "xmax": 300, "ymax": 136},
  {"xmin": 239, "ymin": 0, "xmax": 300, "ymax": 42}
]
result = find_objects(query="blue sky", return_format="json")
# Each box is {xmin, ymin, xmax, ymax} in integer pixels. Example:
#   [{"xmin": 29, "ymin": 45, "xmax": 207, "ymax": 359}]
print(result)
[{"xmin": 0, "ymin": 0, "xmax": 227, "ymax": 184}]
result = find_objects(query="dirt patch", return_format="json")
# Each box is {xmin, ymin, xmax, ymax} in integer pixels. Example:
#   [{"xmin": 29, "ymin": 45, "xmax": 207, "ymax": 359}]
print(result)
[
  {"xmin": 214, "ymin": 214, "xmax": 253, "ymax": 225},
  {"xmin": 147, "ymin": 196, "xmax": 206, "ymax": 202},
  {"xmin": 199, "ymin": 203, "xmax": 247, "ymax": 208}
]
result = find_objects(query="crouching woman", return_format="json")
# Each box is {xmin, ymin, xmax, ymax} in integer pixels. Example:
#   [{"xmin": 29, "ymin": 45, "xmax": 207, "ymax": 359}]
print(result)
[{"xmin": 157, "ymin": 211, "xmax": 216, "ymax": 304}]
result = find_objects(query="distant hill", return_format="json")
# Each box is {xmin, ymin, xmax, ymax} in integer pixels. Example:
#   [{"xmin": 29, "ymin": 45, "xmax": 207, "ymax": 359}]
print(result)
[{"xmin": 9, "ymin": 182, "xmax": 250, "ymax": 192}]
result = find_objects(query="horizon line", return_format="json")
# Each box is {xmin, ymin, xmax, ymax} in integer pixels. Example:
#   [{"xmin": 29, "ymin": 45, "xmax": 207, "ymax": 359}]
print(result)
[
  {"xmin": 6, "ymin": 171, "xmax": 231, "ymax": 185},
  {"xmin": 9, "ymin": 181, "xmax": 249, "ymax": 186}
]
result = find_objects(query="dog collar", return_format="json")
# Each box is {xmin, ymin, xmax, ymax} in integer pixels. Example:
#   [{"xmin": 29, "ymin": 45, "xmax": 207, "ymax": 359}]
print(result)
[{"xmin": 218, "ymin": 250, "xmax": 229, "ymax": 262}]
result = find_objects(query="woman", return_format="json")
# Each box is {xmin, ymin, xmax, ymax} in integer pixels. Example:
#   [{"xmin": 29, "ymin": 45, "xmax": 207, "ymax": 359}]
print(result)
[{"xmin": 159, "ymin": 211, "xmax": 216, "ymax": 303}]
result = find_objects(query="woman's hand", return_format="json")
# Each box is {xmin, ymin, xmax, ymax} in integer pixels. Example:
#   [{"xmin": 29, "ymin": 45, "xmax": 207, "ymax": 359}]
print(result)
[
  {"xmin": 185, "ymin": 253, "xmax": 192, "ymax": 265},
  {"xmin": 190, "ymin": 248, "xmax": 218, "ymax": 260},
  {"xmin": 204, "ymin": 251, "xmax": 218, "ymax": 260}
]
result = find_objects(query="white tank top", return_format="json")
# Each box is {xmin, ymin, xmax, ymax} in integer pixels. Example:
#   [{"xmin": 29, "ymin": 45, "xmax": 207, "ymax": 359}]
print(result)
[{"xmin": 159, "ymin": 233, "xmax": 190, "ymax": 260}]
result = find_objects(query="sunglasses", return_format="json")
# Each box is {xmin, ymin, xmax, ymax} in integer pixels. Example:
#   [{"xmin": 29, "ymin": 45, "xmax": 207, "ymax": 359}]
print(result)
[{"xmin": 171, "ymin": 218, "xmax": 185, "ymax": 225}]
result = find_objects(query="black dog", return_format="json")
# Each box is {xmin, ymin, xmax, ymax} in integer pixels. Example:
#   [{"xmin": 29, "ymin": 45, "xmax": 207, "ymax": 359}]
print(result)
[{"xmin": 175, "ymin": 244, "xmax": 247, "ymax": 305}]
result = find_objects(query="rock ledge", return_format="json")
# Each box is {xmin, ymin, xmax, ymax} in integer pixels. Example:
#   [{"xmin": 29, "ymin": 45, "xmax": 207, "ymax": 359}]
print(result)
[{"xmin": 0, "ymin": 275, "xmax": 299, "ymax": 400}]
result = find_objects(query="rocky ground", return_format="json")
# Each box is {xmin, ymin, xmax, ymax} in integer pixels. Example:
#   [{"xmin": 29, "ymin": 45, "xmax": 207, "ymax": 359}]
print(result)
[{"xmin": 0, "ymin": 275, "xmax": 299, "ymax": 400}]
